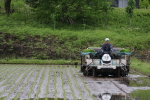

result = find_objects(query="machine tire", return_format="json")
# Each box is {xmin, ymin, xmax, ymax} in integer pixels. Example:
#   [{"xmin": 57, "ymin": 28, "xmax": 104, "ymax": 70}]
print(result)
[
  {"xmin": 81, "ymin": 66, "xmax": 86, "ymax": 72},
  {"xmin": 115, "ymin": 67, "xmax": 120, "ymax": 77},
  {"xmin": 83, "ymin": 70, "xmax": 88, "ymax": 76},
  {"xmin": 102, "ymin": 73, "xmax": 109, "ymax": 77},
  {"xmin": 88, "ymin": 69, "xmax": 93, "ymax": 76},
  {"xmin": 121, "ymin": 70, "xmax": 127, "ymax": 77},
  {"xmin": 92, "ymin": 68, "xmax": 97, "ymax": 77}
]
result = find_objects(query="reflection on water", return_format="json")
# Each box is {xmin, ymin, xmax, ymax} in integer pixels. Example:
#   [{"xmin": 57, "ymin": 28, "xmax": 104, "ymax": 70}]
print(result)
[{"xmin": 99, "ymin": 93, "xmax": 127, "ymax": 100}]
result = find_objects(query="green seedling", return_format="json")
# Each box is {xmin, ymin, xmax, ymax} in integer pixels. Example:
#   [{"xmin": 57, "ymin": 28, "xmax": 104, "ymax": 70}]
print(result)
[
  {"xmin": 64, "ymin": 66, "xmax": 77, "ymax": 100},
  {"xmin": 7, "ymin": 67, "xmax": 34, "ymax": 100},
  {"xmin": 37, "ymin": 67, "xmax": 47, "ymax": 100},
  {"xmin": 0, "ymin": 67, "xmax": 27, "ymax": 96},
  {"xmin": 75, "ymin": 66, "xmax": 95, "ymax": 100},
  {"xmin": 60, "ymin": 66, "xmax": 67, "ymax": 100},
  {"xmin": 54, "ymin": 66, "xmax": 57, "ymax": 100},
  {"xmin": 27, "ymin": 67, "xmax": 43, "ymax": 100},
  {"xmin": 14, "ymin": 66, "xmax": 36, "ymax": 100},
  {"xmin": 70, "ymin": 67, "xmax": 84, "ymax": 100},
  {"xmin": 45, "ymin": 67, "xmax": 51, "ymax": 100}
]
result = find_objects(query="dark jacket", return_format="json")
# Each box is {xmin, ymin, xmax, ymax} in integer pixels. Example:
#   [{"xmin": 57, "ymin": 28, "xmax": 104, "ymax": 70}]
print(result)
[{"xmin": 101, "ymin": 43, "xmax": 113, "ymax": 52}]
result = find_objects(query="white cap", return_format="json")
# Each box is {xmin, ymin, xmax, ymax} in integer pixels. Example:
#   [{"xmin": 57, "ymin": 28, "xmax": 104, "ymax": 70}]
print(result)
[{"xmin": 105, "ymin": 38, "xmax": 109, "ymax": 41}]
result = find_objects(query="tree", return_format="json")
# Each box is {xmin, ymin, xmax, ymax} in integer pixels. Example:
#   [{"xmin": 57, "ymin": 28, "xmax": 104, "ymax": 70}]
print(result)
[
  {"xmin": 101, "ymin": 1, "xmax": 114, "ymax": 26},
  {"xmin": 25, "ymin": 0, "xmax": 114, "ymax": 25},
  {"xmin": 140, "ymin": 0, "xmax": 149, "ymax": 9},
  {"xmin": 4, "ymin": 0, "xmax": 12, "ymax": 15},
  {"xmin": 125, "ymin": 0, "xmax": 135, "ymax": 26}
]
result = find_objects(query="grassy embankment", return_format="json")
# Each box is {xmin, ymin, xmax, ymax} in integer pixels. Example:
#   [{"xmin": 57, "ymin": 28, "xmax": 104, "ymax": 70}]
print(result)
[
  {"xmin": 130, "ymin": 90, "xmax": 150, "ymax": 100},
  {"xmin": 0, "ymin": 59, "xmax": 79, "ymax": 65},
  {"xmin": 0, "ymin": 7, "xmax": 150, "ymax": 70},
  {"xmin": 131, "ymin": 58, "xmax": 150, "ymax": 76}
]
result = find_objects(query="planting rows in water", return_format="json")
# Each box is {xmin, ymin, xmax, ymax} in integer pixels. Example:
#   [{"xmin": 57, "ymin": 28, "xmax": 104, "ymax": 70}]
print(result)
[{"xmin": 0, "ymin": 65, "xmax": 94, "ymax": 100}]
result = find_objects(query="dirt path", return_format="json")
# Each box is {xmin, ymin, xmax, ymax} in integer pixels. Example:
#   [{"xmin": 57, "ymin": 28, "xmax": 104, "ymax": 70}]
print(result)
[{"xmin": 0, "ymin": 65, "xmax": 150, "ymax": 100}]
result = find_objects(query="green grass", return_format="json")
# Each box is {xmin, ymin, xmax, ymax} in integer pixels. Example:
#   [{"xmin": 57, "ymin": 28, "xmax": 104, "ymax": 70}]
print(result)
[
  {"xmin": 129, "ymin": 76, "xmax": 150, "ymax": 87},
  {"xmin": 130, "ymin": 90, "xmax": 150, "ymax": 100},
  {"xmin": 0, "ymin": 59, "xmax": 79, "ymax": 65},
  {"xmin": 131, "ymin": 58, "xmax": 150, "ymax": 76},
  {"xmin": 0, "ymin": 8, "xmax": 150, "ymax": 60}
]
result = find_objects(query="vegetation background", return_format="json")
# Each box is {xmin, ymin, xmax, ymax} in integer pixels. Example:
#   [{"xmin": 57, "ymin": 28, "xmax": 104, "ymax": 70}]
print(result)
[
  {"xmin": 0, "ymin": 0, "xmax": 150, "ymax": 61},
  {"xmin": 0, "ymin": 0, "xmax": 150, "ymax": 99}
]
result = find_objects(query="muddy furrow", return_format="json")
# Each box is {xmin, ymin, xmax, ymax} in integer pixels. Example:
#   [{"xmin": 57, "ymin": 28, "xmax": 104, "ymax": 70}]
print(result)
[
  {"xmin": 47, "ymin": 66, "xmax": 55, "ymax": 98},
  {"xmin": 31, "ymin": 66, "xmax": 45, "ymax": 99},
  {"xmin": 60, "ymin": 66, "xmax": 67, "ymax": 99},
  {"xmin": 28, "ymin": 66, "xmax": 43, "ymax": 99},
  {"xmin": 85, "ymin": 79, "xmax": 127, "ymax": 100},
  {"xmin": 38, "ymin": 66, "xmax": 50, "ymax": 98},
  {"xmin": 70, "ymin": 66, "xmax": 84, "ymax": 100},
  {"xmin": 55, "ymin": 66, "xmax": 63, "ymax": 99},
  {"xmin": 45, "ymin": 66, "xmax": 51, "ymax": 99},
  {"xmin": 0, "ymin": 66, "xmax": 20, "ymax": 85},
  {"xmin": 71, "ymin": 66, "xmax": 93, "ymax": 100},
  {"xmin": 0, "ymin": 66, "xmax": 17, "ymax": 94},
  {"xmin": 5, "ymin": 66, "xmax": 34, "ymax": 100},
  {"xmin": 36, "ymin": 66, "xmax": 47, "ymax": 99},
  {"xmin": 0, "ymin": 66, "xmax": 15, "ymax": 81},
  {"xmin": 0, "ymin": 66, "xmax": 27, "ymax": 98},
  {"xmin": 62, "ymin": 66, "xmax": 74, "ymax": 99},
  {"xmin": 66, "ymin": 67, "xmax": 82, "ymax": 99},
  {"xmin": 7, "ymin": 66, "xmax": 36, "ymax": 100},
  {"xmin": 16, "ymin": 66, "xmax": 39, "ymax": 100},
  {"xmin": 0, "ymin": 66, "xmax": 10, "ymax": 75}
]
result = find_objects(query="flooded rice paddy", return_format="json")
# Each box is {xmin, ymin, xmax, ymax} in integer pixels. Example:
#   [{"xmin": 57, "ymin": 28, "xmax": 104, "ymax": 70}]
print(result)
[{"xmin": 0, "ymin": 64, "xmax": 150, "ymax": 100}]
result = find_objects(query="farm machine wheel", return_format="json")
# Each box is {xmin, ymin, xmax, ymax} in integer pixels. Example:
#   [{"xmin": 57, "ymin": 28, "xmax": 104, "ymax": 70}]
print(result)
[
  {"xmin": 81, "ymin": 65, "xmax": 86, "ymax": 72},
  {"xmin": 115, "ymin": 67, "xmax": 121, "ymax": 77},
  {"xmin": 83, "ymin": 70, "xmax": 88, "ymax": 76},
  {"xmin": 92, "ymin": 68, "xmax": 98, "ymax": 77}
]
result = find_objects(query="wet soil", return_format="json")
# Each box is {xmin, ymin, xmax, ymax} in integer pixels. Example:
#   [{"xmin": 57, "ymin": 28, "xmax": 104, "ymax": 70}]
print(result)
[{"xmin": 0, "ymin": 64, "xmax": 150, "ymax": 100}]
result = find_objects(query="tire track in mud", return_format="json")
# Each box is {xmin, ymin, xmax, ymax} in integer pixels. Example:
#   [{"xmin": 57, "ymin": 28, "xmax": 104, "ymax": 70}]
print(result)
[
  {"xmin": 110, "ymin": 80, "xmax": 128, "ymax": 94},
  {"xmin": 83, "ymin": 78, "xmax": 127, "ymax": 100}
]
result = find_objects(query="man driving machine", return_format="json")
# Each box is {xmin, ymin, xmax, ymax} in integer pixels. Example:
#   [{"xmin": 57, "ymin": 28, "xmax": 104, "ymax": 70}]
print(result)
[{"xmin": 100, "ymin": 38, "xmax": 114, "ymax": 58}]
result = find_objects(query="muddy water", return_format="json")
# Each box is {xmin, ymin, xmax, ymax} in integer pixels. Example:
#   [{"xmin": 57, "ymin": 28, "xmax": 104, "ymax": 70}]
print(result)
[
  {"xmin": 79, "ymin": 70, "xmax": 150, "ymax": 100},
  {"xmin": 0, "ymin": 65, "xmax": 150, "ymax": 100}
]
